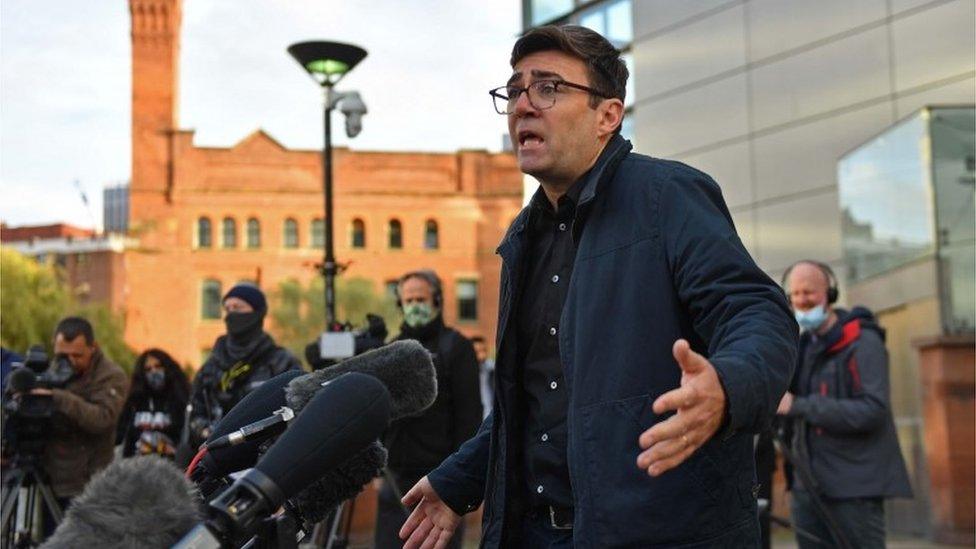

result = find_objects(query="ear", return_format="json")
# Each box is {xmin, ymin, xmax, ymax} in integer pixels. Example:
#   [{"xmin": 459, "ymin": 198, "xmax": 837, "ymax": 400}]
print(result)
[{"xmin": 596, "ymin": 98, "xmax": 625, "ymax": 138}]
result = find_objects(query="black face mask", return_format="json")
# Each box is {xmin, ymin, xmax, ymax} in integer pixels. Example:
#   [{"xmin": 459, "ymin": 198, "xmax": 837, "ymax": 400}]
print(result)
[{"xmin": 224, "ymin": 311, "xmax": 264, "ymax": 342}]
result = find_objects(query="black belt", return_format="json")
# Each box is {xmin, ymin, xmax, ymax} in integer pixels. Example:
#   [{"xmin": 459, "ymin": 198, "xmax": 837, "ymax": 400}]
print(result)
[{"xmin": 531, "ymin": 505, "xmax": 574, "ymax": 530}]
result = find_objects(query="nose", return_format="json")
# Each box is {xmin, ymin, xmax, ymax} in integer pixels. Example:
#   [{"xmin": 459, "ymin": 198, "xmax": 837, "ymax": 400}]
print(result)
[{"xmin": 512, "ymin": 88, "xmax": 538, "ymax": 117}]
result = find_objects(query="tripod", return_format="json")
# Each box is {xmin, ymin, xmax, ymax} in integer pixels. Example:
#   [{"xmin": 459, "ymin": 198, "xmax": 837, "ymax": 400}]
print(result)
[{"xmin": 1, "ymin": 460, "xmax": 63, "ymax": 548}]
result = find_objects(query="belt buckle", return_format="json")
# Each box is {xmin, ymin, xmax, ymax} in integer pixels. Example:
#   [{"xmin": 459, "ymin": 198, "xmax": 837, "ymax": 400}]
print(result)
[{"xmin": 549, "ymin": 506, "xmax": 573, "ymax": 530}]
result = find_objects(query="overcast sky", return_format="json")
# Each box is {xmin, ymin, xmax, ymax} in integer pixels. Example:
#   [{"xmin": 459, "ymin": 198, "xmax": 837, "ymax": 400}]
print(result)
[{"xmin": 0, "ymin": 1, "xmax": 521, "ymax": 229}]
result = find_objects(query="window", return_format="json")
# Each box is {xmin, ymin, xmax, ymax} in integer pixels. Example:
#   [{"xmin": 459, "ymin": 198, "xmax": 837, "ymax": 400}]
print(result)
[
  {"xmin": 424, "ymin": 219, "xmax": 439, "ymax": 250},
  {"xmin": 222, "ymin": 217, "xmax": 237, "ymax": 248},
  {"xmin": 577, "ymin": 0, "xmax": 632, "ymax": 48},
  {"xmin": 246, "ymin": 218, "xmax": 261, "ymax": 249},
  {"xmin": 311, "ymin": 218, "xmax": 325, "ymax": 249},
  {"xmin": 351, "ymin": 218, "xmax": 366, "ymax": 249},
  {"xmin": 530, "ymin": 0, "xmax": 573, "ymax": 25},
  {"xmin": 197, "ymin": 217, "xmax": 212, "ymax": 248},
  {"xmin": 201, "ymin": 279, "xmax": 222, "ymax": 319},
  {"xmin": 388, "ymin": 219, "xmax": 403, "ymax": 249},
  {"xmin": 457, "ymin": 280, "xmax": 478, "ymax": 321},
  {"xmin": 284, "ymin": 218, "xmax": 299, "ymax": 248}
]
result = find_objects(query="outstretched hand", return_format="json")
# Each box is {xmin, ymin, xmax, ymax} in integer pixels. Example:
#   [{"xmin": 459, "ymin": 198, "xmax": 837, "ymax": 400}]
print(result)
[
  {"xmin": 399, "ymin": 476, "xmax": 462, "ymax": 549},
  {"xmin": 636, "ymin": 339, "xmax": 727, "ymax": 476}
]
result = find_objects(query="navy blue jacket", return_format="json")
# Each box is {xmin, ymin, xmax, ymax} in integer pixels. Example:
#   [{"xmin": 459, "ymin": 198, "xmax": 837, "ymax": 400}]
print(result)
[{"xmin": 428, "ymin": 136, "xmax": 798, "ymax": 547}]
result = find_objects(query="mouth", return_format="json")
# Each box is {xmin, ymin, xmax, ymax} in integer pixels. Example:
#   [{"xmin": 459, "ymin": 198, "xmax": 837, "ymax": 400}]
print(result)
[{"xmin": 517, "ymin": 129, "xmax": 544, "ymax": 149}]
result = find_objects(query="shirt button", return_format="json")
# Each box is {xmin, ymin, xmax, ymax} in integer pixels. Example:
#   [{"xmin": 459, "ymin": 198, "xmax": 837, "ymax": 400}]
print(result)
[
  {"xmin": 551, "ymin": 275, "xmax": 560, "ymax": 283},
  {"xmin": 536, "ymin": 485, "xmax": 544, "ymax": 494},
  {"xmin": 550, "ymin": 381, "xmax": 558, "ymax": 390},
  {"xmin": 541, "ymin": 433, "xmax": 549, "ymax": 442},
  {"xmin": 558, "ymin": 222, "xmax": 567, "ymax": 231},
  {"xmin": 549, "ymin": 327, "xmax": 557, "ymax": 336}
]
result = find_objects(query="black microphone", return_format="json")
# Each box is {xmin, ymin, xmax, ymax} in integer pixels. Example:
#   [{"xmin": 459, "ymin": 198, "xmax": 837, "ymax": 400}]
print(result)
[
  {"xmin": 286, "ymin": 339, "xmax": 436, "ymax": 420},
  {"xmin": 40, "ymin": 456, "xmax": 201, "ymax": 549},
  {"xmin": 205, "ymin": 406, "xmax": 294, "ymax": 450},
  {"xmin": 195, "ymin": 370, "xmax": 303, "ymax": 481},
  {"xmin": 7, "ymin": 367, "xmax": 36, "ymax": 393},
  {"xmin": 176, "ymin": 372, "xmax": 392, "ymax": 546}
]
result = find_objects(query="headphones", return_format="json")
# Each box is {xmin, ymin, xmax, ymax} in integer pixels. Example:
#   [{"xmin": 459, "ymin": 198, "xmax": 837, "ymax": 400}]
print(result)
[
  {"xmin": 781, "ymin": 259, "xmax": 839, "ymax": 305},
  {"xmin": 395, "ymin": 269, "xmax": 444, "ymax": 309}
]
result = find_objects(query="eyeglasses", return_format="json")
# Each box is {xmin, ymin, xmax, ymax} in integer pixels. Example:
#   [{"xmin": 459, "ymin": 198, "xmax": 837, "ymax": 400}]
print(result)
[{"xmin": 488, "ymin": 79, "xmax": 609, "ymax": 115}]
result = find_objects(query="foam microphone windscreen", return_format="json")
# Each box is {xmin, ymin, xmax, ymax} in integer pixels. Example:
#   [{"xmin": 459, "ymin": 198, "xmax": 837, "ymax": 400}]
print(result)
[
  {"xmin": 200, "ymin": 369, "xmax": 304, "ymax": 477},
  {"xmin": 288, "ymin": 441, "xmax": 388, "ymax": 524},
  {"xmin": 255, "ymin": 372, "xmax": 391, "ymax": 501},
  {"xmin": 7, "ymin": 367, "xmax": 37, "ymax": 393},
  {"xmin": 286, "ymin": 340, "xmax": 435, "ymax": 421},
  {"xmin": 40, "ymin": 456, "xmax": 201, "ymax": 549}
]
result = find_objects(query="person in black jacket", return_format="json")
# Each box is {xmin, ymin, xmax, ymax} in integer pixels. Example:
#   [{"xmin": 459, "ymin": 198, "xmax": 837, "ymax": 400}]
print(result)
[
  {"xmin": 777, "ymin": 260, "xmax": 912, "ymax": 548},
  {"xmin": 117, "ymin": 348, "xmax": 190, "ymax": 458},
  {"xmin": 374, "ymin": 269, "xmax": 482, "ymax": 549},
  {"xmin": 185, "ymin": 283, "xmax": 303, "ymax": 449}
]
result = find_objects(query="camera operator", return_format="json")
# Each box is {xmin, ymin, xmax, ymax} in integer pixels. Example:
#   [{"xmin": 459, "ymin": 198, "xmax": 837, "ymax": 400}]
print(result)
[
  {"xmin": 374, "ymin": 270, "xmax": 482, "ymax": 549},
  {"xmin": 185, "ymin": 283, "xmax": 303, "ymax": 451},
  {"xmin": 777, "ymin": 260, "xmax": 912, "ymax": 548},
  {"xmin": 37, "ymin": 317, "xmax": 128, "ymax": 506}
]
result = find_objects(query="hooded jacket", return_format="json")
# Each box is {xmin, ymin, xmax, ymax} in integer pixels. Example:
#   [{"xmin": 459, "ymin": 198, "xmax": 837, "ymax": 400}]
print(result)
[{"xmin": 786, "ymin": 306, "xmax": 913, "ymax": 499}]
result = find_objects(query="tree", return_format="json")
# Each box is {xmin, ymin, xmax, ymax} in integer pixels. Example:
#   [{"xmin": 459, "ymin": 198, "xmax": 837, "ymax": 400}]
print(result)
[
  {"xmin": 0, "ymin": 247, "xmax": 137, "ymax": 371},
  {"xmin": 271, "ymin": 276, "xmax": 401, "ymax": 360}
]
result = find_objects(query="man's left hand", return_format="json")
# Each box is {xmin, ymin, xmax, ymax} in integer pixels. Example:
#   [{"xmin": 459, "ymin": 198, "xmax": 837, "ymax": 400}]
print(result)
[{"xmin": 637, "ymin": 339, "xmax": 726, "ymax": 477}]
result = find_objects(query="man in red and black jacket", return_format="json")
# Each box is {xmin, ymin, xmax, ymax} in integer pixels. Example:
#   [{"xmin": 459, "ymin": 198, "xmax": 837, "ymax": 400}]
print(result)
[{"xmin": 778, "ymin": 260, "xmax": 912, "ymax": 549}]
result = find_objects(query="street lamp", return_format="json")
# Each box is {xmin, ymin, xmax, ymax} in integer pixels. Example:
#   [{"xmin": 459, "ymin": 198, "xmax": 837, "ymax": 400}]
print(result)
[{"xmin": 287, "ymin": 41, "xmax": 367, "ymax": 332}]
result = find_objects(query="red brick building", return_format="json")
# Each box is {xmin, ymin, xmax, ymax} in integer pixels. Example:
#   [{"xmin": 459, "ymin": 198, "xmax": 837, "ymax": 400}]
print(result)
[{"xmin": 125, "ymin": 0, "xmax": 523, "ymax": 367}]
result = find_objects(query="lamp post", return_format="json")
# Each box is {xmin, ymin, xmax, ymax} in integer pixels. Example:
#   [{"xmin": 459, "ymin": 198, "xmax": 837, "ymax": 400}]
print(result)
[{"xmin": 287, "ymin": 41, "xmax": 367, "ymax": 330}]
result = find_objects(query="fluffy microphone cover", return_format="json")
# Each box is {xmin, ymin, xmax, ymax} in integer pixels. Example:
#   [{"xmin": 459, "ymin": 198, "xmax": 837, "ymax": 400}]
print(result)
[
  {"xmin": 289, "ymin": 440, "xmax": 388, "ymax": 524},
  {"xmin": 285, "ymin": 339, "xmax": 436, "ymax": 420},
  {"xmin": 41, "ymin": 456, "xmax": 201, "ymax": 549}
]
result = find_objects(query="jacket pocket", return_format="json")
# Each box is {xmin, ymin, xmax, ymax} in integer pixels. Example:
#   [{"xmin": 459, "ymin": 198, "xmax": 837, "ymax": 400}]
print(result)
[{"xmin": 578, "ymin": 394, "xmax": 732, "ymax": 547}]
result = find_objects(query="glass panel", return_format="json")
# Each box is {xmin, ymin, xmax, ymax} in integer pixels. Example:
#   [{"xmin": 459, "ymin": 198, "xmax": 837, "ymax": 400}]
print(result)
[
  {"xmin": 931, "ymin": 107, "xmax": 975, "ymax": 333},
  {"xmin": 197, "ymin": 218, "xmax": 212, "ymax": 248},
  {"xmin": 311, "ymin": 219, "xmax": 325, "ymax": 249},
  {"xmin": 201, "ymin": 279, "xmax": 222, "ymax": 319},
  {"xmin": 389, "ymin": 220, "xmax": 403, "ymax": 249},
  {"xmin": 424, "ymin": 220, "xmax": 439, "ymax": 250},
  {"xmin": 580, "ymin": 9, "xmax": 606, "ymax": 36},
  {"xmin": 457, "ymin": 280, "xmax": 478, "ymax": 321},
  {"xmin": 606, "ymin": 0, "xmax": 633, "ymax": 45},
  {"xmin": 222, "ymin": 218, "xmax": 236, "ymax": 248},
  {"xmin": 838, "ymin": 112, "xmax": 935, "ymax": 282},
  {"xmin": 623, "ymin": 52, "xmax": 634, "ymax": 108},
  {"xmin": 531, "ymin": 0, "xmax": 573, "ymax": 25},
  {"xmin": 352, "ymin": 219, "xmax": 366, "ymax": 249},
  {"xmin": 284, "ymin": 219, "xmax": 299, "ymax": 249},
  {"xmin": 247, "ymin": 218, "xmax": 261, "ymax": 249}
]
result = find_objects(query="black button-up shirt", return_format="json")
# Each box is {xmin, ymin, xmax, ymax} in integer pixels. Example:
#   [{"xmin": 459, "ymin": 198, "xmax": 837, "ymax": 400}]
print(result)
[{"xmin": 515, "ymin": 181, "xmax": 583, "ymax": 509}]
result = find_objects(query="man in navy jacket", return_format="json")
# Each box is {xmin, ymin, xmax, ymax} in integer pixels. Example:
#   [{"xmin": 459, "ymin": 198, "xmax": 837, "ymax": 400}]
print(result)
[{"xmin": 399, "ymin": 25, "xmax": 798, "ymax": 548}]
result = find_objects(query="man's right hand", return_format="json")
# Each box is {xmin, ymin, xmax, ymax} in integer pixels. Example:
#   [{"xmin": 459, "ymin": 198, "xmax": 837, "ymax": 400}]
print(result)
[{"xmin": 399, "ymin": 475, "xmax": 462, "ymax": 549}]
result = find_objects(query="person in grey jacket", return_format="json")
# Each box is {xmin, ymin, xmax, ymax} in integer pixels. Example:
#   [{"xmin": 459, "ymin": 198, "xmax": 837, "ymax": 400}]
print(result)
[{"xmin": 778, "ymin": 260, "xmax": 912, "ymax": 549}]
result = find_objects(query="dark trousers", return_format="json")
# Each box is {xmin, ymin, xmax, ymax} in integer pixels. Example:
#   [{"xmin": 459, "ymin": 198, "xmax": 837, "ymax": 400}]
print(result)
[
  {"xmin": 375, "ymin": 472, "xmax": 465, "ymax": 549},
  {"xmin": 517, "ymin": 510, "xmax": 573, "ymax": 549},
  {"xmin": 791, "ymin": 489, "xmax": 885, "ymax": 549}
]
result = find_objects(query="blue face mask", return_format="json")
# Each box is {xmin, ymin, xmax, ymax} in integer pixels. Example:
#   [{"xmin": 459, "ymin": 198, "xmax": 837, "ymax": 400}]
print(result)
[{"xmin": 795, "ymin": 304, "xmax": 829, "ymax": 332}]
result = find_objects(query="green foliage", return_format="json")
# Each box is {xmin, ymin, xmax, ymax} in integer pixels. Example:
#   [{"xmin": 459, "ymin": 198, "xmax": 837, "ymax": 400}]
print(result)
[
  {"xmin": 271, "ymin": 276, "xmax": 401, "ymax": 361},
  {"xmin": 0, "ymin": 247, "xmax": 137, "ymax": 372}
]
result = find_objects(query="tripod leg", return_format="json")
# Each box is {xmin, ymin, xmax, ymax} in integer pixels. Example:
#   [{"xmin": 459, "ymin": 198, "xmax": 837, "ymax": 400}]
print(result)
[
  {"xmin": 35, "ymin": 481, "xmax": 63, "ymax": 525},
  {"xmin": 1, "ymin": 470, "xmax": 24, "ymax": 529}
]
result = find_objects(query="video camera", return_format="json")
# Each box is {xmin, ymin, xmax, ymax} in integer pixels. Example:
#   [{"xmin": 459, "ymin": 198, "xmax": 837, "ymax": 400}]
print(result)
[{"xmin": 2, "ymin": 345, "xmax": 75, "ymax": 461}]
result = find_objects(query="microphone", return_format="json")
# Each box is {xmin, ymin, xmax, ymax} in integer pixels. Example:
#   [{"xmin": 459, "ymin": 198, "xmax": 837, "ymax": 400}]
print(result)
[
  {"xmin": 286, "ymin": 339, "xmax": 436, "ymax": 420},
  {"xmin": 205, "ymin": 406, "xmax": 294, "ymax": 450},
  {"xmin": 6, "ymin": 367, "xmax": 36, "ymax": 393},
  {"xmin": 176, "ymin": 372, "xmax": 392, "ymax": 546},
  {"xmin": 40, "ymin": 456, "xmax": 201, "ymax": 549}
]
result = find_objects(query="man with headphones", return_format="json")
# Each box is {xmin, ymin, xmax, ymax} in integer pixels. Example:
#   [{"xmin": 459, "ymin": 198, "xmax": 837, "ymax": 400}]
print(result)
[
  {"xmin": 374, "ymin": 269, "xmax": 482, "ymax": 549},
  {"xmin": 777, "ymin": 260, "xmax": 911, "ymax": 548}
]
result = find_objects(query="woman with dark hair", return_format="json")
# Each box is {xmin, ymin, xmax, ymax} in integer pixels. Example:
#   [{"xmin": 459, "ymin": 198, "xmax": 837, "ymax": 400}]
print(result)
[{"xmin": 116, "ymin": 348, "xmax": 191, "ymax": 458}]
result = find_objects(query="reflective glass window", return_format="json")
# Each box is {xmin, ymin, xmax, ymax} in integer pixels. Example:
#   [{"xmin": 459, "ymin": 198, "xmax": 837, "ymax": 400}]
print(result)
[
  {"xmin": 222, "ymin": 217, "xmax": 237, "ymax": 248},
  {"xmin": 531, "ymin": 0, "xmax": 573, "ymax": 25},
  {"xmin": 351, "ymin": 219, "xmax": 366, "ymax": 249},
  {"xmin": 284, "ymin": 218, "xmax": 299, "ymax": 249},
  {"xmin": 389, "ymin": 219, "xmax": 403, "ymax": 249},
  {"xmin": 424, "ymin": 220, "xmax": 439, "ymax": 250},
  {"xmin": 311, "ymin": 218, "xmax": 325, "ymax": 249},
  {"xmin": 246, "ymin": 218, "xmax": 261, "ymax": 249},
  {"xmin": 457, "ymin": 280, "xmax": 478, "ymax": 321},
  {"xmin": 197, "ymin": 217, "xmax": 212, "ymax": 248},
  {"xmin": 201, "ymin": 279, "xmax": 222, "ymax": 319}
]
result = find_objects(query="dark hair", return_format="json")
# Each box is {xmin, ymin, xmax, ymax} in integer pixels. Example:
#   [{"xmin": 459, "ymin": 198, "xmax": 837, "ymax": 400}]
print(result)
[
  {"xmin": 127, "ymin": 348, "xmax": 191, "ymax": 403},
  {"xmin": 396, "ymin": 269, "xmax": 444, "ymax": 309},
  {"xmin": 511, "ymin": 24, "xmax": 628, "ymax": 122},
  {"xmin": 54, "ymin": 316, "xmax": 95, "ymax": 345}
]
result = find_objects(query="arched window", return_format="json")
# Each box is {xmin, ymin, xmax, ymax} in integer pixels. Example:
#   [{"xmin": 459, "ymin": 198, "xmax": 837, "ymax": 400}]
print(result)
[
  {"xmin": 197, "ymin": 217, "xmax": 212, "ymax": 248},
  {"xmin": 222, "ymin": 217, "xmax": 237, "ymax": 248},
  {"xmin": 351, "ymin": 218, "xmax": 366, "ymax": 249},
  {"xmin": 311, "ymin": 218, "xmax": 325, "ymax": 249},
  {"xmin": 201, "ymin": 279, "xmax": 222, "ymax": 319},
  {"xmin": 283, "ymin": 218, "xmax": 299, "ymax": 249},
  {"xmin": 388, "ymin": 219, "xmax": 402, "ymax": 249},
  {"xmin": 246, "ymin": 218, "xmax": 261, "ymax": 249},
  {"xmin": 424, "ymin": 219, "xmax": 439, "ymax": 250}
]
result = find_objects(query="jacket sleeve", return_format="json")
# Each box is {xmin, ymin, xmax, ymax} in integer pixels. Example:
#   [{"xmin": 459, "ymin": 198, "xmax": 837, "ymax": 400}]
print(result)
[
  {"xmin": 450, "ymin": 335, "xmax": 483, "ymax": 449},
  {"xmin": 427, "ymin": 412, "xmax": 492, "ymax": 515},
  {"xmin": 51, "ymin": 367, "xmax": 128, "ymax": 435},
  {"xmin": 661, "ymin": 167, "xmax": 798, "ymax": 435},
  {"xmin": 788, "ymin": 330, "xmax": 889, "ymax": 434},
  {"xmin": 271, "ymin": 347, "xmax": 304, "ymax": 375}
]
